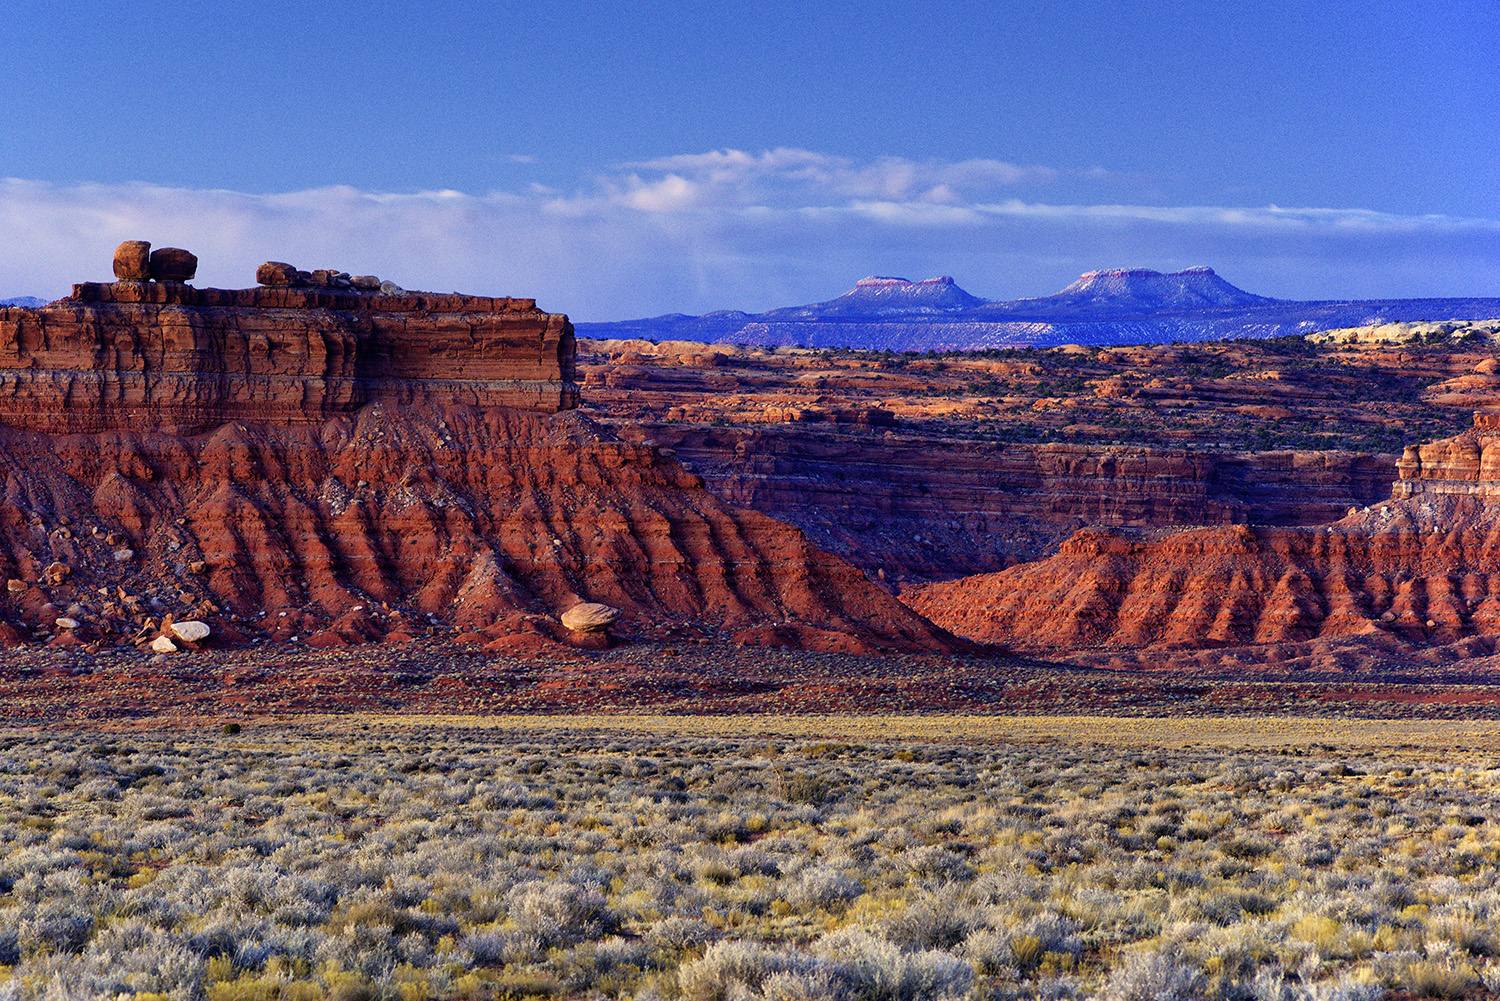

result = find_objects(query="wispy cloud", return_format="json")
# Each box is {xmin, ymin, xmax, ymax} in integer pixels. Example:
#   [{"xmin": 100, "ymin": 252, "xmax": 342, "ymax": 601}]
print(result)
[
  {"xmin": 3, "ymin": 151, "xmax": 1498, "ymax": 320},
  {"xmin": 606, "ymin": 148, "xmax": 1058, "ymax": 212}
]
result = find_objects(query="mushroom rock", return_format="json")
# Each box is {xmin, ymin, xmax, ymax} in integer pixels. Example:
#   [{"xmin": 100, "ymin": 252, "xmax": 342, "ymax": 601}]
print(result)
[
  {"xmin": 113, "ymin": 241, "xmax": 152, "ymax": 281},
  {"xmin": 148, "ymin": 248, "xmax": 198, "ymax": 283}
]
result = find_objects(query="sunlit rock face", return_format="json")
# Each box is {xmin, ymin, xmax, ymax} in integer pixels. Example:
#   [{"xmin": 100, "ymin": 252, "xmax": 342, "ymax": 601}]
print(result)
[{"xmin": 0, "ymin": 279, "xmax": 578, "ymax": 433}]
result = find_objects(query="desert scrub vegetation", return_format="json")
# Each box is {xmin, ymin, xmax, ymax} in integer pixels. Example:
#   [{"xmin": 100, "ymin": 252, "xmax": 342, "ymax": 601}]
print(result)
[{"xmin": 7, "ymin": 729, "xmax": 1500, "ymax": 999}]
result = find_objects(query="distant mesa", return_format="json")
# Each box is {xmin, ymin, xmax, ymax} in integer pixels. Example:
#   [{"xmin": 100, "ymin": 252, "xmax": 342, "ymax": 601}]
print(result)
[
  {"xmin": 1037, "ymin": 266, "xmax": 1277, "ymax": 309},
  {"xmin": 574, "ymin": 266, "xmax": 1500, "ymax": 351}
]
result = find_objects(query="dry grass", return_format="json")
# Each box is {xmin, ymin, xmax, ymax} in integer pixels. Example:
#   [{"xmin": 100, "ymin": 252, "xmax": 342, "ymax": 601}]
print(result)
[
  {"xmin": 303, "ymin": 713, "xmax": 1500, "ymax": 756},
  {"xmin": 2, "ymin": 715, "xmax": 1500, "ymax": 999}
]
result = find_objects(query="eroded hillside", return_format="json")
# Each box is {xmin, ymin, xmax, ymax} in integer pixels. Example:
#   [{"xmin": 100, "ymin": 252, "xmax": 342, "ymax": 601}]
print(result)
[{"xmin": 578, "ymin": 321, "xmax": 1500, "ymax": 585}]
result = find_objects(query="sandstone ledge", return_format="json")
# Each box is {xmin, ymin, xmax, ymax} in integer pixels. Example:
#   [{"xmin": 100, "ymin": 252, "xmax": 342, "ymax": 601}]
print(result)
[
  {"xmin": 0, "ymin": 283, "xmax": 578, "ymax": 432},
  {"xmin": 1391, "ymin": 412, "xmax": 1500, "ymax": 498}
]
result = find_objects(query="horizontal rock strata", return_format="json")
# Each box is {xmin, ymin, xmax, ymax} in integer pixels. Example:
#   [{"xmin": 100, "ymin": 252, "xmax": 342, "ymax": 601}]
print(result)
[
  {"xmin": 1394, "ymin": 412, "xmax": 1500, "ymax": 499},
  {"xmin": 907, "ymin": 417, "xmax": 1500, "ymax": 661},
  {"xmin": 623, "ymin": 423, "xmax": 1396, "ymax": 584},
  {"xmin": 0, "ymin": 282, "xmax": 578, "ymax": 433}
]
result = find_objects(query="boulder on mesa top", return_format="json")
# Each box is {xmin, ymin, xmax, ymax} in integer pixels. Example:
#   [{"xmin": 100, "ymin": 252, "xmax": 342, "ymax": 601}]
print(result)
[
  {"xmin": 351, "ymin": 275, "xmax": 381, "ymax": 290},
  {"xmin": 561, "ymin": 602, "xmax": 620, "ymax": 633},
  {"xmin": 113, "ymin": 241, "xmax": 152, "ymax": 281},
  {"xmin": 257, "ymin": 261, "xmax": 299, "ymax": 286},
  {"xmin": 149, "ymin": 247, "xmax": 198, "ymax": 283}
]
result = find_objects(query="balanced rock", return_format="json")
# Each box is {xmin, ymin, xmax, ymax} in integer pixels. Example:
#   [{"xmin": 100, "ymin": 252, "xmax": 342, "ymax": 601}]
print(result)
[
  {"xmin": 149, "ymin": 248, "xmax": 198, "ymax": 283},
  {"xmin": 561, "ymin": 602, "xmax": 620, "ymax": 633},
  {"xmin": 256, "ymin": 261, "xmax": 299, "ymax": 286},
  {"xmin": 113, "ymin": 241, "xmax": 152, "ymax": 281}
]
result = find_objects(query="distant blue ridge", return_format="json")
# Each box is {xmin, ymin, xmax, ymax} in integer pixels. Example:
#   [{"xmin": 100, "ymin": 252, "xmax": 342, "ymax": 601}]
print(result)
[{"xmin": 575, "ymin": 269, "xmax": 1500, "ymax": 350}]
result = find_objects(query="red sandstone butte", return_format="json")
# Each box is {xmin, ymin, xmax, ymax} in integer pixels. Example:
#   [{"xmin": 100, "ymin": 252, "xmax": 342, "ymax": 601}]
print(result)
[
  {"xmin": 0, "ymin": 254, "xmax": 963, "ymax": 654},
  {"xmin": 0, "ymin": 281, "xmax": 579, "ymax": 433}
]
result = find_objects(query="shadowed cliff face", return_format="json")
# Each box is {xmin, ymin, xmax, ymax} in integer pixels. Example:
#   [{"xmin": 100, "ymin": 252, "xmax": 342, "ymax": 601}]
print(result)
[
  {"xmin": 0, "ymin": 405, "xmax": 962, "ymax": 653},
  {"xmin": 895, "ymin": 410, "xmax": 1500, "ymax": 669},
  {"xmin": 617, "ymin": 423, "xmax": 1397, "ymax": 586}
]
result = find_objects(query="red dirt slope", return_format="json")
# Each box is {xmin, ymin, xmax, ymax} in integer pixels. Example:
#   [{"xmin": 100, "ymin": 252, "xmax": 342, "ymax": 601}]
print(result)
[
  {"xmin": 0, "ymin": 404, "xmax": 962, "ymax": 654},
  {"xmin": 906, "ymin": 495, "xmax": 1500, "ymax": 662}
]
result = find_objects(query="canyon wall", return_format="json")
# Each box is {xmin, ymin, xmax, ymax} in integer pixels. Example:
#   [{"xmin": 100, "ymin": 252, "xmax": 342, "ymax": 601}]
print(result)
[
  {"xmin": 1393, "ymin": 412, "xmax": 1500, "ymax": 499},
  {"xmin": 0, "ymin": 281, "xmax": 578, "ymax": 433},
  {"xmin": 619, "ymin": 423, "xmax": 1397, "ymax": 584},
  {"xmin": 0, "ymin": 259, "xmax": 961, "ymax": 653}
]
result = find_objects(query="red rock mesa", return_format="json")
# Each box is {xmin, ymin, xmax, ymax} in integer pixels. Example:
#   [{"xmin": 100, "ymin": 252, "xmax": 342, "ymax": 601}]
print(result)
[{"xmin": 0, "ymin": 245, "xmax": 957, "ymax": 654}]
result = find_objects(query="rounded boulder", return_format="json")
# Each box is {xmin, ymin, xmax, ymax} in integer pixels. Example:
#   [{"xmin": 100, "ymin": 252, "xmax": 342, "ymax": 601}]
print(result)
[
  {"xmin": 171, "ymin": 620, "xmax": 211, "ymax": 643},
  {"xmin": 560, "ymin": 602, "xmax": 621, "ymax": 633},
  {"xmin": 256, "ymin": 261, "xmax": 300, "ymax": 286},
  {"xmin": 113, "ymin": 240, "xmax": 152, "ymax": 281},
  {"xmin": 149, "ymin": 247, "xmax": 198, "ymax": 283}
]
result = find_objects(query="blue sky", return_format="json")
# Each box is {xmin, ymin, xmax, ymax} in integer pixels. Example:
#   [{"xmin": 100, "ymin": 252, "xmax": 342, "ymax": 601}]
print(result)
[{"xmin": 3, "ymin": 0, "xmax": 1497, "ymax": 319}]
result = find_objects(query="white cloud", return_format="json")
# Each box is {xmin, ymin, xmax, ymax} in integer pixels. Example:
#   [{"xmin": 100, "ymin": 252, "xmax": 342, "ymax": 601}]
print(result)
[
  {"xmin": 2, "ymin": 153, "xmax": 1498, "ymax": 320},
  {"xmin": 608, "ymin": 148, "xmax": 1057, "ymax": 211}
]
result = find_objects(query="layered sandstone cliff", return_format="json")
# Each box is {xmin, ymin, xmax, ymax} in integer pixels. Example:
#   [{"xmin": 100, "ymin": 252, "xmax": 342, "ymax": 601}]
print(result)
[
  {"xmin": 1393, "ymin": 412, "xmax": 1500, "ymax": 499},
  {"xmin": 620, "ymin": 423, "xmax": 1396, "ymax": 583},
  {"xmin": 907, "ymin": 416, "xmax": 1500, "ymax": 667},
  {"xmin": 0, "ymin": 279, "xmax": 577, "ymax": 433}
]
